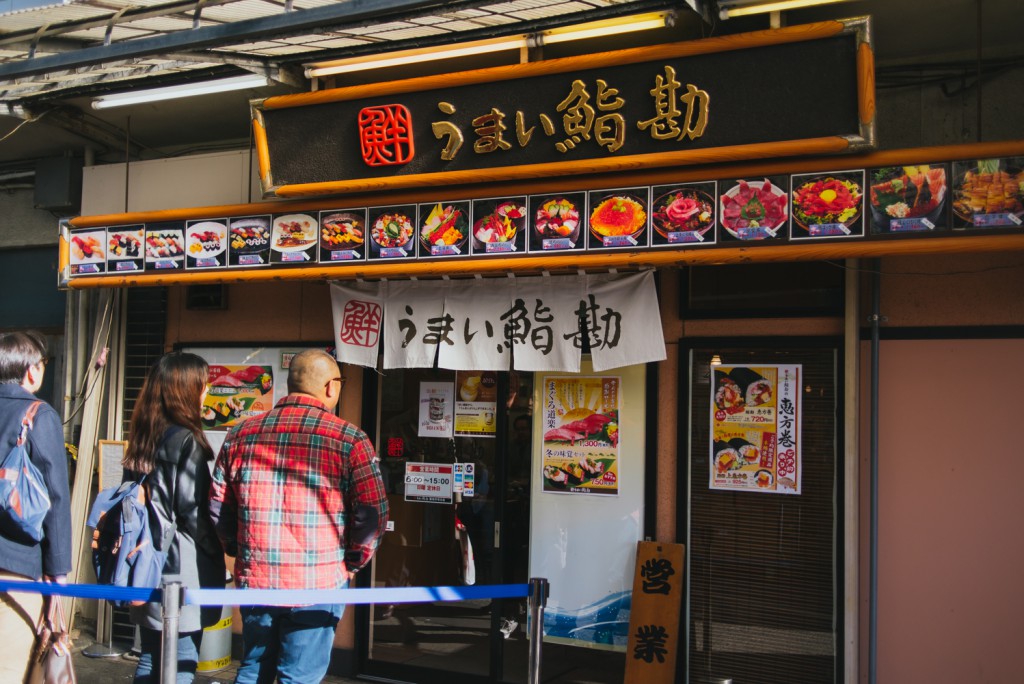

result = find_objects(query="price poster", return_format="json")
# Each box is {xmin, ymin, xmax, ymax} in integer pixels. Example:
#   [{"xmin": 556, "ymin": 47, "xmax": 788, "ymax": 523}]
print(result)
[
  {"xmin": 202, "ymin": 365, "xmax": 274, "ymax": 431},
  {"xmin": 404, "ymin": 462, "xmax": 454, "ymax": 504},
  {"xmin": 710, "ymin": 364, "xmax": 801, "ymax": 494},
  {"xmin": 540, "ymin": 376, "xmax": 621, "ymax": 496}
]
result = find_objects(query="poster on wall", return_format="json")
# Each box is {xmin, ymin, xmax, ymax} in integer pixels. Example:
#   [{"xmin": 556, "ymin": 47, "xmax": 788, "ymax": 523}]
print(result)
[
  {"xmin": 418, "ymin": 381, "xmax": 454, "ymax": 438},
  {"xmin": 183, "ymin": 346, "xmax": 315, "ymax": 454},
  {"xmin": 202, "ymin": 365, "xmax": 275, "ymax": 431},
  {"xmin": 710, "ymin": 364, "xmax": 801, "ymax": 494},
  {"xmin": 950, "ymin": 157, "xmax": 1024, "ymax": 228},
  {"xmin": 529, "ymin": 361, "xmax": 645, "ymax": 652},
  {"xmin": 540, "ymin": 375, "xmax": 621, "ymax": 496},
  {"xmin": 453, "ymin": 371, "xmax": 497, "ymax": 437}
]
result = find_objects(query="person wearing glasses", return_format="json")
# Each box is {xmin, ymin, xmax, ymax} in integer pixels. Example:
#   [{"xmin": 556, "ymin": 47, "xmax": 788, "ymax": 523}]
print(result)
[
  {"xmin": 0, "ymin": 331, "xmax": 72, "ymax": 683},
  {"xmin": 209, "ymin": 348, "xmax": 388, "ymax": 684}
]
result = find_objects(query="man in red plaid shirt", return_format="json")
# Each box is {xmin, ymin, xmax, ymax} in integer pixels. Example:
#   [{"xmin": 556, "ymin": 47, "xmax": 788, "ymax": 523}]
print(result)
[{"xmin": 210, "ymin": 349, "xmax": 387, "ymax": 683}]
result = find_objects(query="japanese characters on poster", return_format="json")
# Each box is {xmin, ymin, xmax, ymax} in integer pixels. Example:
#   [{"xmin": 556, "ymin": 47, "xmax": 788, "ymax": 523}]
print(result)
[
  {"xmin": 404, "ymin": 462, "xmax": 454, "ymax": 504},
  {"xmin": 541, "ymin": 376, "xmax": 621, "ymax": 496},
  {"xmin": 453, "ymin": 371, "xmax": 498, "ymax": 437},
  {"xmin": 201, "ymin": 365, "xmax": 275, "ymax": 431},
  {"xmin": 710, "ymin": 364, "xmax": 801, "ymax": 494},
  {"xmin": 418, "ymin": 381, "xmax": 454, "ymax": 438}
]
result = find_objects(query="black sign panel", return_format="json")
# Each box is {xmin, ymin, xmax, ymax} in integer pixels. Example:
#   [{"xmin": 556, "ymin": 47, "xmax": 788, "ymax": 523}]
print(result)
[{"xmin": 255, "ymin": 22, "xmax": 872, "ymax": 196}]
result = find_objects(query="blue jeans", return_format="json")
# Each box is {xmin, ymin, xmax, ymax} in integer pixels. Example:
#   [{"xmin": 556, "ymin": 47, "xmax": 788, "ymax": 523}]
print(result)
[
  {"xmin": 236, "ymin": 603, "xmax": 344, "ymax": 684},
  {"xmin": 133, "ymin": 627, "xmax": 202, "ymax": 684}
]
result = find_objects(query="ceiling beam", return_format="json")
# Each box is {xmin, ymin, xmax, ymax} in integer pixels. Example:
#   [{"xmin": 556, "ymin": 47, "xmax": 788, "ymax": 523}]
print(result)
[
  {"xmin": 0, "ymin": 0, "xmax": 446, "ymax": 80},
  {"xmin": 19, "ymin": 106, "xmax": 144, "ymax": 158}
]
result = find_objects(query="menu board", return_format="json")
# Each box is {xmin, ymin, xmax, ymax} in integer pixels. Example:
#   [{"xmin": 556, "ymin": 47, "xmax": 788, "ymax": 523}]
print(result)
[
  {"xmin": 65, "ymin": 156, "xmax": 1024, "ymax": 280},
  {"xmin": 710, "ymin": 364, "xmax": 801, "ymax": 494},
  {"xmin": 868, "ymin": 164, "xmax": 949, "ymax": 234},
  {"xmin": 951, "ymin": 157, "xmax": 1024, "ymax": 229},
  {"xmin": 789, "ymin": 170, "xmax": 866, "ymax": 240}
]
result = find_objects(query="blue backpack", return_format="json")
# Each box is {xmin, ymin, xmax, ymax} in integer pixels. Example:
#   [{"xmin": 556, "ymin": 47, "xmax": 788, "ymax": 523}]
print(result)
[
  {"xmin": 0, "ymin": 402, "xmax": 51, "ymax": 543},
  {"xmin": 87, "ymin": 477, "xmax": 165, "ymax": 606}
]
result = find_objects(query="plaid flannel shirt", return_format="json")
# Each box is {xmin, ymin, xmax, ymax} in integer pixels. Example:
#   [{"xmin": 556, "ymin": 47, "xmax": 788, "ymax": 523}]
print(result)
[{"xmin": 209, "ymin": 394, "xmax": 388, "ymax": 590}]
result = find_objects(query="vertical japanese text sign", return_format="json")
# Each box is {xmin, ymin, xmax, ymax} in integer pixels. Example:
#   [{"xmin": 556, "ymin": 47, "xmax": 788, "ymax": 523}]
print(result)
[{"xmin": 624, "ymin": 541, "xmax": 685, "ymax": 684}]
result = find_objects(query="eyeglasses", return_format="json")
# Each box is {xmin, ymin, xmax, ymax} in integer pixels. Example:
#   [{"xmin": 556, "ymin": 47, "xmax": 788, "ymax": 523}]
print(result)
[{"xmin": 325, "ymin": 376, "xmax": 347, "ymax": 390}]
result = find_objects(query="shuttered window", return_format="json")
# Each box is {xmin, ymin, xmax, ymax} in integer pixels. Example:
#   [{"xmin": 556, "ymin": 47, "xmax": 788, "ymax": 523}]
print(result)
[{"xmin": 684, "ymin": 346, "xmax": 839, "ymax": 684}]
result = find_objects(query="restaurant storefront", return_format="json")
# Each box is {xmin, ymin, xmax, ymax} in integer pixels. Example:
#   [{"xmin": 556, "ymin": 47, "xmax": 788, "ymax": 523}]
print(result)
[{"xmin": 59, "ymin": 17, "xmax": 1024, "ymax": 684}]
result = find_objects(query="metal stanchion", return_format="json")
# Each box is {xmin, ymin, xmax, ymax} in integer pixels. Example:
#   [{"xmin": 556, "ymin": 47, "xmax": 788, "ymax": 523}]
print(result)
[
  {"xmin": 527, "ymin": 577, "xmax": 549, "ymax": 684},
  {"xmin": 160, "ymin": 581, "xmax": 182, "ymax": 684}
]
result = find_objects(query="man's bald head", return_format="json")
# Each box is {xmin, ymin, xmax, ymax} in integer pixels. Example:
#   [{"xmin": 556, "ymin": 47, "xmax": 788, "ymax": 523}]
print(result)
[{"xmin": 287, "ymin": 349, "xmax": 342, "ymax": 407}]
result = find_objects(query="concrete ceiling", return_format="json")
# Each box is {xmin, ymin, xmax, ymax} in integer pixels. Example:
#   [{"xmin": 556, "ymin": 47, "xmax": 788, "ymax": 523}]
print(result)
[{"xmin": 0, "ymin": 0, "xmax": 1019, "ymax": 171}]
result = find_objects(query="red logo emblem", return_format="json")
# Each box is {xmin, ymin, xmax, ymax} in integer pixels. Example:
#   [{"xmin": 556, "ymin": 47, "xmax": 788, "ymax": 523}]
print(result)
[
  {"xmin": 358, "ymin": 104, "xmax": 414, "ymax": 166},
  {"xmin": 339, "ymin": 299, "xmax": 383, "ymax": 347}
]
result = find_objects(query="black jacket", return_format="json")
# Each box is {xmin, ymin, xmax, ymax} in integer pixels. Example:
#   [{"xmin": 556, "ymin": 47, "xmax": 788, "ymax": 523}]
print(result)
[
  {"xmin": 128, "ymin": 425, "xmax": 225, "ymax": 631},
  {"xmin": 0, "ymin": 384, "xmax": 72, "ymax": 580}
]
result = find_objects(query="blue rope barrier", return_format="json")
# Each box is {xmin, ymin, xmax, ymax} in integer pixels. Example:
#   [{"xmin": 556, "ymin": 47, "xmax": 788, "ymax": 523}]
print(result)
[{"xmin": 0, "ymin": 579, "xmax": 529, "ymax": 607}]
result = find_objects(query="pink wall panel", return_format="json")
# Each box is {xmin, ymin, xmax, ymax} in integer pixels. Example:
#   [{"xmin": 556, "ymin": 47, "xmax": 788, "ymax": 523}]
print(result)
[{"xmin": 865, "ymin": 339, "xmax": 1024, "ymax": 684}]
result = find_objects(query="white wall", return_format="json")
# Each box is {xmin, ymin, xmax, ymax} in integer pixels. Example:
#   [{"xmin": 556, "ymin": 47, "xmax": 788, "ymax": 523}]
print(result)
[{"xmin": 81, "ymin": 149, "xmax": 266, "ymax": 215}]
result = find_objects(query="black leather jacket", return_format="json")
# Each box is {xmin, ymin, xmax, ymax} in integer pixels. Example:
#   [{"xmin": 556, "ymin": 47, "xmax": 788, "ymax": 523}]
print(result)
[{"xmin": 127, "ymin": 425, "xmax": 225, "ymax": 631}]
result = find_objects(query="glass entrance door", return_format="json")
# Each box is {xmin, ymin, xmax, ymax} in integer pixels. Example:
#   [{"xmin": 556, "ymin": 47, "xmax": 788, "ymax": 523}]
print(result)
[{"xmin": 365, "ymin": 368, "xmax": 534, "ymax": 683}]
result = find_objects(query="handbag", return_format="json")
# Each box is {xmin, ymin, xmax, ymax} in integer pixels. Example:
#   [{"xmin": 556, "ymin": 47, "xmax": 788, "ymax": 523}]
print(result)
[
  {"xmin": 0, "ymin": 401, "xmax": 51, "ymax": 543},
  {"xmin": 26, "ymin": 595, "xmax": 77, "ymax": 684}
]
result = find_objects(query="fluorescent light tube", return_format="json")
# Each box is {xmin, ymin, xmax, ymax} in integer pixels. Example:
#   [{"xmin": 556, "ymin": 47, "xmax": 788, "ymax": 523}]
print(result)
[
  {"xmin": 91, "ymin": 74, "xmax": 271, "ymax": 110},
  {"xmin": 719, "ymin": 0, "xmax": 853, "ymax": 20},
  {"xmin": 541, "ymin": 16, "xmax": 667, "ymax": 44},
  {"xmin": 306, "ymin": 38, "xmax": 528, "ymax": 78}
]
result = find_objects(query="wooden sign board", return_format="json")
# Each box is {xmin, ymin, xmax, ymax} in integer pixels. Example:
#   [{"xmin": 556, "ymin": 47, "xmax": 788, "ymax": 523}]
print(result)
[{"xmin": 624, "ymin": 540, "xmax": 685, "ymax": 684}]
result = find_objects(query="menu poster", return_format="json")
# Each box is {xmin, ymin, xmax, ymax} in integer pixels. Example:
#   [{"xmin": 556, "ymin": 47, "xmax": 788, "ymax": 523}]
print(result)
[
  {"xmin": 869, "ymin": 164, "xmax": 950, "ymax": 234},
  {"xmin": 69, "ymin": 228, "xmax": 107, "ymax": 275},
  {"xmin": 318, "ymin": 208, "xmax": 367, "ymax": 262},
  {"xmin": 106, "ymin": 225, "xmax": 144, "ymax": 272},
  {"xmin": 650, "ymin": 181, "xmax": 718, "ymax": 247},
  {"xmin": 540, "ymin": 376, "xmax": 620, "ymax": 496},
  {"xmin": 718, "ymin": 176, "xmax": 789, "ymax": 242},
  {"xmin": 586, "ymin": 187, "xmax": 651, "ymax": 251},
  {"xmin": 418, "ymin": 200, "xmax": 471, "ymax": 258},
  {"xmin": 202, "ymin": 364, "xmax": 274, "ymax": 431},
  {"xmin": 528, "ymin": 192, "xmax": 587, "ymax": 253},
  {"xmin": 454, "ymin": 371, "xmax": 498, "ymax": 437},
  {"xmin": 470, "ymin": 196, "xmax": 527, "ymax": 256},
  {"xmin": 789, "ymin": 170, "xmax": 866, "ymax": 240},
  {"xmin": 951, "ymin": 157, "xmax": 1024, "ymax": 229},
  {"xmin": 228, "ymin": 215, "xmax": 272, "ymax": 267},
  {"xmin": 269, "ymin": 212, "xmax": 317, "ymax": 264},
  {"xmin": 418, "ymin": 381, "xmax": 454, "ymax": 438},
  {"xmin": 185, "ymin": 219, "xmax": 228, "ymax": 269},
  {"xmin": 144, "ymin": 222, "xmax": 185, "ymax": 270},
  {"xmin": 710, "ymin": 364, "xmax": 801, "ymax": 494},
  {"xmin": 367, "ymin": 204, "xmax": 418, "ymax": 261}
]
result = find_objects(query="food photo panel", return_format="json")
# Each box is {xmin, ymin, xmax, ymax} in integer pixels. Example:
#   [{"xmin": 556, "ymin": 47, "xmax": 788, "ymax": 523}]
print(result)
[
  {"xmin": 185, "ymin": 219, "xmax": 228, "ymax": 269},
  {"xmin": 367, "ymin": 204, "xmax": 417, "ymax": 261},
  {"xmin": 650, "ymin": 181, "xmax": 717, "ymax": 247},
  {"xmin": 528, "ymin": 192, "xmax": 587, "ymax": 253},
  {"xmin": 470, "ymin": 196, "xmax": 527, "ymax": 256},
  {"xmin": 789, "ymin": 170, "xmax": 866, "ymax": 240},
  {"xmin": 718, "ymin": 176, "xmax": 789, "ymax": 242},
  {"xmin": 869, "ymin": 164, "xmax": 949, "ymax": 234},
  {"xmin": 586, "ymin": 187, "xmax": 650, "ymax": 250},
  {"xmin": 418, "ymin": 201, "xmax": 471, "ymax": 258},
  {"xmin": 106, "ymin": 225, "xmax": 144, "ymax": 272},
  {"xmin": 269, "ymin": 212, "xmax": 317, "ymax": 264},
  {"xmin": 144, "ymin": 222, "xmax": 185, "ymax": 270},
  {"xmin": 951, "ymin": 157, "xmax": 1024, "ymax": 229},
  {"xmin": 69, "ymin": 228, "xmax": 107, "ymax": 275},
  {"xmin": 228, "ymin": 215, "xmax": 272, "ymax": 267},
  {"xmin": 318, "ymin": 209, "xmax": 367, "ymax": 262}
]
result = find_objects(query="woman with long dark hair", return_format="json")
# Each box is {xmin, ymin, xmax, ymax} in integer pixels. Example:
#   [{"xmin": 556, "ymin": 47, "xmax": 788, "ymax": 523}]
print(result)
[{"xmin": 123, "ymin": 352, "xmax": 225, "ymax": 683}]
